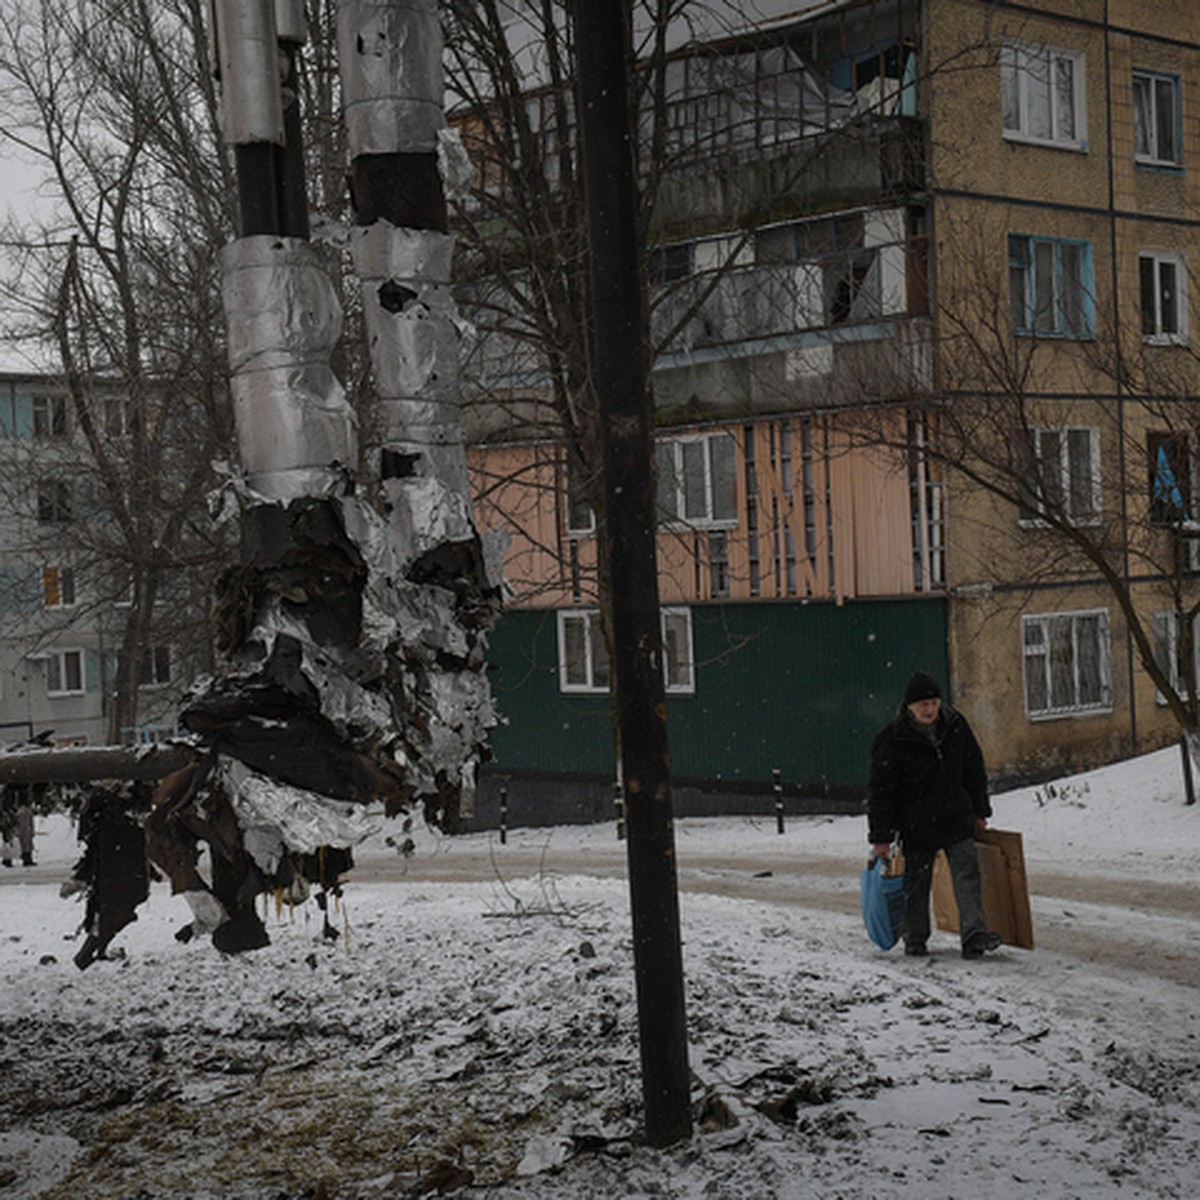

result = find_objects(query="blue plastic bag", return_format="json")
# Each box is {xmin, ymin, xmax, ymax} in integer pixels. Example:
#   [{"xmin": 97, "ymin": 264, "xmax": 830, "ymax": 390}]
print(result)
[{"xmin": 860, "ymin": 857, "xmax": 905, "ymax": 950}]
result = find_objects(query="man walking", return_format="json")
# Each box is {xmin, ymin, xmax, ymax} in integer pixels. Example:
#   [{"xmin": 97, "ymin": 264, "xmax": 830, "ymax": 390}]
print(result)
[{"xmin": 867, "ymin": 671, "xmax": 1001, "ymax": 959}]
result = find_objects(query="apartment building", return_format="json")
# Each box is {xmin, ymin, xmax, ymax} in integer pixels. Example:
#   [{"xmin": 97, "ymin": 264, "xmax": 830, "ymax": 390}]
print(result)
[
  {"xmin": 0, "ymin": 374, "xmax": 216, "ymax": 747},
  {"xmin": 460, "ymin": 0, "xmax": 1200, "ymax": 810},
  {"xmin": 4, "ymin": 1, "xmax": 1195, "ymax": 811}
]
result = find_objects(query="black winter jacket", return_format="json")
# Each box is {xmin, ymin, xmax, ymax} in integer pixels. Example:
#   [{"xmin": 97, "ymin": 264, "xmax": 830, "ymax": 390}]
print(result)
[{"xmin": 867, "ymin": 704, "xmax": 991, "ymax": 852}]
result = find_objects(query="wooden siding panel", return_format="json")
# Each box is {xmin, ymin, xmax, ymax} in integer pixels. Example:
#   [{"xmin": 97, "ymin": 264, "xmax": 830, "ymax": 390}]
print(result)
[{"xmin": 470, "ymin": 411, "xmax": 924, "ymax": 610}]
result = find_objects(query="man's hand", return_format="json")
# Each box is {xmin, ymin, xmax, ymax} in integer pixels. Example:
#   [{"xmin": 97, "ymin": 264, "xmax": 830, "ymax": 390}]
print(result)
[
  {"xmin": 976, "ymin": 818, "xmax": 989, "ymax": 835},
  {"xmin": 871, "ymin": 842, "xmax": 892, "ymax": 860}
]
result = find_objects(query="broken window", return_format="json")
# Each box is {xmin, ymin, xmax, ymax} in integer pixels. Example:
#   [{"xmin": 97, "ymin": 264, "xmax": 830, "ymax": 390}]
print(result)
[
  {"xmin": 827, "ymin": 249, "xmax": 882, "ymax": 324},
  {"xmin": 749, "ymin": 210, "xmax": 908, "ymax": 334},
  {"xmin": 1148, "ymin": 431, "xmax": 1195, "ymax": 528},
  {"xmin": 1022, "ymin": 609, "xmax": 1111, "ymax": 719},
  {"xmin": 652, "ymin": 41, "xmax": 860, "ymax": 163}
]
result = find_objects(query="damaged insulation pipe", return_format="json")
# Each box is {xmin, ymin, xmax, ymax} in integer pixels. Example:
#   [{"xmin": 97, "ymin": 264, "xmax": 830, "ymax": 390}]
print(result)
[{"xmin": 68, "ymin": 0, "xmax": 500, "ymax": 963}]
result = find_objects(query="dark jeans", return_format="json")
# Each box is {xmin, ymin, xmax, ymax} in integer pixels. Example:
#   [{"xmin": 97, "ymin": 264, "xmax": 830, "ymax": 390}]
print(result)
[{"xmin": 902, "ymin": 837, "xmax": 987, "ymax": 948}]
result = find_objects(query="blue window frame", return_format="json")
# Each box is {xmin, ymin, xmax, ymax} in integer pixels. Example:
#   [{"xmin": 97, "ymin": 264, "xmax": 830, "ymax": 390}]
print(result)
[{"xmin": 1008, "ymin": 234, "xmax": 1094, "ymax": 339}]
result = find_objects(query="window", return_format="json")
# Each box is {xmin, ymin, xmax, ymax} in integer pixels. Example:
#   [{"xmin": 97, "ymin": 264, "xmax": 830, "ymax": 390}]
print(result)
[
  {"xmin": 1152, "ymin": 610, "xmax": 1200, "ymax": 701},
  {"xmin": 36, "ymin": 480, "xmax": 73, "ymax": 524},
  {"xmin": 31, "ymin": 394, "xmax": 68, "ymax": 438},
  {"xmin": 827, "ymin": 248, "xmax": 882, "ymax": 325},
  {"xmin": 1009, "ymin": 235, "xmax": 1093, "ymax": 338},
  {"xmin": 1133, "ymin": 70, "xmax": 1181, "ymax": 167},
  {"xmin": 1139, "ymin": 252, "xmax": 1186, "ymax": 343},
  {"xmin": 708, "ymin": 530, "xmax": 730, "ymax": 598},
  {"xmin": 558, "ymin": 610, "xmax": 610, "ymax": 693},
  {"xmin": 1022, "ymin": 610, "xmax": 1111, "ymax": 718},
  {"xmin": 139, "ymin": 644, "xmax": 172, "ymax": 687},
  {"xmin": 649, "ymin": 243, "xmax": 694, "ymax": 285},
  {"xmin": 1148, "ymin": 431, "xmax": 1198, "ymax": 536},
  {"xmin": 1001, "ymin": 41, "xmax": 1086, "ymax": 149},
  {"xmin": 103, "ymin": 397, "xmax": 135, "ymax": 439},
  {"xmin": 564, "ymin": 454, "xmax": 595, "ymax": 537},
  {"xmin": 1017, "ymin": 427, "xmax": 1100, "ymax": 525},
  {"xmin": 661, "ymin": 609, "xmax": 694, "ymax": 692},
  {"xmin": 46, "ymin": 648, "xmax": 85, "ymax": 696},
  {"xmin": 42, "ymin": 566, "xmax": 76, "ymax": 609},
  {"xmin": 656, "ymin": 433, "xmax": 737, "ymax": 527},
  {"xmin": 557, "ymin": 608, "xmax": 694, "ymax": 694}
]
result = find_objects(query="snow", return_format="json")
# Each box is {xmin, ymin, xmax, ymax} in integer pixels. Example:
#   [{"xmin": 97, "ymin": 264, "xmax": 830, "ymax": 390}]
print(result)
[{"xmin": 1, "ymin": 746, "xmax": 1198, "ymax": 1198}]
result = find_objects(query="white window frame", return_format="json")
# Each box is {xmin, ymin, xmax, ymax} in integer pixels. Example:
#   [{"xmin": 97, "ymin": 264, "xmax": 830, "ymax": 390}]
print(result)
[
  {"xmin": 31, "ymin": 394, "xmax": 69, "ymax": 438},
  {"xmin": 42, "ymin": 566, "xmax": 77, "ymax": 609},
  {"xmin": 1151, "ymin": 610, "xmax": 1200, "ymax": 703},
  {"xmin": 1017, "ymin": 427, "xmax": 1101, "ymax": 527},
  {"xmin": 45, "ymin": 648, "xmax": 86, "ymax": 697},
  {"xmin": 103, "ymin": 396, "xmax": 135, "ymax": 439},
  {"xmin": 139, "ymin": 644, "xmax": 172, "ymax": 688},
  {"xmin": 1001, "ymin": 41, "xmax": 1087, "ymax": 151},
  {"xmin": 1021, "ymin": 609, "xmax": 1112, "ymax": 720},
  {"xmin": 1133, "ymin": 69, "xmax": 1181, "ymax": 167},
  {"xmin": 1009, "ymin": 234, "xmax": 1094, "ymax": 339},
  {"xmin": 1139, "ymin": 251, "xmax": 1187, "ymax": 345},
  {"xmin": 557, "ymin": 607, "xmax": 694, "ymax": 695},
  {"xmin": 557, "ymin": 610, "xmax": 609, "ymax": 693},
  {"xmin": 656, "ymin": 433, "xmax": 738, "ymax": 529}
]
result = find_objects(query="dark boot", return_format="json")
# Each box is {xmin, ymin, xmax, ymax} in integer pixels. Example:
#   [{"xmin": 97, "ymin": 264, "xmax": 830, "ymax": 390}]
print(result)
[{"xmin": 962, "ymin": 931, "xmax": 1002, "ymax": 959}]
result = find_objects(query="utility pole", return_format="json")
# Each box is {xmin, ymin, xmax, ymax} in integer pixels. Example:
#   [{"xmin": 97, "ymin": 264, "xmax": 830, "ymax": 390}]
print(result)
[{"xmin": 570, "ymin": 1, "xmax": 692, "ymax": 1148}]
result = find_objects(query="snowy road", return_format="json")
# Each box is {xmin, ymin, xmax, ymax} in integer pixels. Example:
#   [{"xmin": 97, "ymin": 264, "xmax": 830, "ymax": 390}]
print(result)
[
  {"xmin": 350, "ymin": 834, "xmax": 1200, "ymax": 990},
  {"xmin": 2, "ymin": 757, "xmax": 1198, "ymax": 1199}
]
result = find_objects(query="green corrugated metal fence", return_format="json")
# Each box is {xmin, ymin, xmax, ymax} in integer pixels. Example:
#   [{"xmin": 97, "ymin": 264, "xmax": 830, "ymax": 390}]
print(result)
[{"xmin": 485, "ymin": 596, "xmax": 948, "ymax": 793}]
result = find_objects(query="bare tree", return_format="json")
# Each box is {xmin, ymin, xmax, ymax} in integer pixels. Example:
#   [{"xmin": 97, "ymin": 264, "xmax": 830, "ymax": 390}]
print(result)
[
  {"xmin": 840, "ymin": 211, "xmax": 1200, "ymax": 776},
  {"xmin": 0, "ymin": 0, "xmax": 236, "ymax": 741},
  {"xmin": 444, "ymin": 0, "xmax": 971, "ymax": 617}
]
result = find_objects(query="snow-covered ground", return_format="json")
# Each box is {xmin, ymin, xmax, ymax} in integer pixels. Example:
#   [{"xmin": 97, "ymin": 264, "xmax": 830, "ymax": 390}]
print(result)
[{"xmin": 1, "ymin": 746, "xmax": 1197, "ymax": 1198}]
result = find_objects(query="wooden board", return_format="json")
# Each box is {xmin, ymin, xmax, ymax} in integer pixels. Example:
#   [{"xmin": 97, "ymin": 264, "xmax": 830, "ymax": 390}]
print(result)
[{"xmin": 932, "ymin": 828, "xmax": 1034, "ymax": 950}]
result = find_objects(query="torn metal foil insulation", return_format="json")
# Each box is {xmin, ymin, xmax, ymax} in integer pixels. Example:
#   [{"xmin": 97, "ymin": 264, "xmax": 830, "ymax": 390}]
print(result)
[
  {"xmin": 219, "ymin": 756, "xmax": 380, "ymax": 876},
  {"xmin": 222, "ymin": 237, "xmax": 358, "ymax": 501},
  {"xmin": 213, "ymin": 0, "xmax": 285, "ymax": 146},
  {"xmin": 337, "ymin": 0, "xmax": 444, "ymax": 155}
]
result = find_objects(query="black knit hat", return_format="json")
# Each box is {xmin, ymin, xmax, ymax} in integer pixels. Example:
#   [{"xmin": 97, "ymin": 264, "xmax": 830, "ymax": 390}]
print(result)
[{"xmin": 903, "ymin": 671, "xmax": 942, "ymax": 704}]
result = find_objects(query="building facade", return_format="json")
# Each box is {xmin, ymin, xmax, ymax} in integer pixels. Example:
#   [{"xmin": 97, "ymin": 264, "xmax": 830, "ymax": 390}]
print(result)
[
  {"xmin": 4, "ymin": 2, "xmax": 1196, "ymax": 813},
  {"xmin": 460, "ymin": 0, "xmax": 1200, "ymax": 810},
  {"xmin": 0, "ymin": 374, "xmax": 217, "ymax": 747}
]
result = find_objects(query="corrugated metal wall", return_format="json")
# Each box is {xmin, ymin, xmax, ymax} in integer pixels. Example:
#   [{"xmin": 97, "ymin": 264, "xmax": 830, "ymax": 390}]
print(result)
[{"xmin": 485, "ymin": 595, "xmax": 948, "ymax": 793}]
